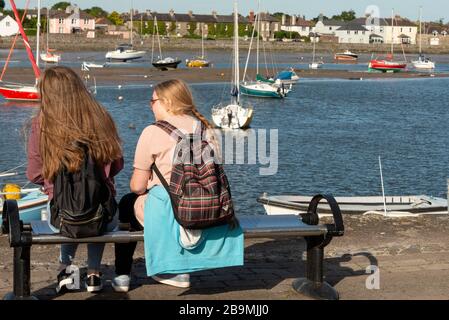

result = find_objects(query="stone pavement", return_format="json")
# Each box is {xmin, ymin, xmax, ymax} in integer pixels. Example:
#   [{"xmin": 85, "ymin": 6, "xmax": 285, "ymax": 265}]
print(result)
[{"xmin": 1, "ymin": 214, "xmax": 449, "ymax": 300}]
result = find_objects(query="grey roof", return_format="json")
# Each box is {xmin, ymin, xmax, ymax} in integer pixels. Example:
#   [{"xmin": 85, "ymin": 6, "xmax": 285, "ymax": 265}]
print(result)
[
  {"xmin": 172, "ymin": 14, "xmax": 192, "ymax": 22},
  {"xmin": 191, "ymin": 14, "xmax": 217, "ymax": 23},
  {"xmin": 338, "ymin": 22, "xmax": 368, "ymax": 31},
  {"xmin": 321, "ymin": 19, "xmax": 347, "ymax": 26},
  {"xmin": 256, "ymin": 13, "xmax": 280, "ymax": 23},
  {"xmin": 380, "ymin": 18, "xmax": 417, "ymax": 27}
]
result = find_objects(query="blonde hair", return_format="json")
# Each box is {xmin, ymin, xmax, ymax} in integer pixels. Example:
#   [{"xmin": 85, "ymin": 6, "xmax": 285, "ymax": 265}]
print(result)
[
  {"xmin": 37, "ymin": 66, "xmax": 122, "ymax": 181},
  {"xmin": 154, "ymin": 79, "xmax": 212, "ymax": 129}
]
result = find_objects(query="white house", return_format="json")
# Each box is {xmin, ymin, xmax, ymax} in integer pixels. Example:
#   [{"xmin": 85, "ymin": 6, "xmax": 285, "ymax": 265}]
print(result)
[
  {"xmin": 335, "ymin": 22, "xmax": 370, "ymax": 44},
  {"xmin": 0, "ymin": 15, "xmax": 19, "ymax": 37},
  {"xmin": 281, "ymin": 14, "xmax": 314, "ymax": 37}
]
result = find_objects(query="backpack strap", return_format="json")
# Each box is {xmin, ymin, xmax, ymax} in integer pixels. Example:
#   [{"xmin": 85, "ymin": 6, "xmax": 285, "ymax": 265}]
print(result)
[{"xmin": 153, "ymin": 120, "xmax": 185, "ymax": 142}]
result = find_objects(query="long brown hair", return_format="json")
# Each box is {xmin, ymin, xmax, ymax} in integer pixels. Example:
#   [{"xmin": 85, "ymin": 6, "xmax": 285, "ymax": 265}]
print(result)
[
  {"xmin": 154, "ymin": 79, "xmax": 212, "ymax": 129},
  {"xmin": 37, "ymin": 66, "xmax": 122, "ymax": 181}
]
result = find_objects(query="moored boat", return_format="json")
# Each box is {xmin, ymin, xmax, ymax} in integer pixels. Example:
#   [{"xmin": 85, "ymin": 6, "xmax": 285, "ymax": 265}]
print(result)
[
  {"xmin": 152, "ymin": 57, "xmax": 182, "ymax": 70},
  {"xmin": 368, "ymin": 58, "xmax": 407, "ymax": 72},
  {"xmin": 334, "ymin": 50, "xmax": 358, "ymax": 62},
  {"xmin": 0, "ymin": 82, "xmax": 39, "ymax": 101},
  {"xmin": 258, "ymin": 193, "xmax": 448, "ymax": 217},
  {"xmin": 105, "ymin": 44, "xmax": 146, "ymax": 62}
]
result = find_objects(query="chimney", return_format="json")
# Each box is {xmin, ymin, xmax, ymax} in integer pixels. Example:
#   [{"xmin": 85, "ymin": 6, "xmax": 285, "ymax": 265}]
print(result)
[
  {"xmin": 319, "ymin": 13, "xmax": 324, "ymax": 22},
  {"xmin": 291, "ymin": 15, "xmax": 297, "ymax": 25},
  {"xmin": 188, "ymin": 10, "xmax": 193, "ymax": 17},
  {"xmin": 282, "ymin": 14, "xmax": 286, "ymax": 25},
  {"xmin": 211, "ymin": 10, "xmax": 218, "ymax": 19},
  {"xmin": 169, "ymin": 9, "xmax": 175, "ymax": 17},
  {"xmin": 249, "ymin": 11, "xmax": 255, "ymax": 23}
]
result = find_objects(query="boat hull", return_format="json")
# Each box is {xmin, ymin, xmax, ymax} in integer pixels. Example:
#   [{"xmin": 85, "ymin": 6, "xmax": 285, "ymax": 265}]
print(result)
[
  {"xmin": 368, "ymin": 60, "xmax": 407, "ymax": 72},
  {"xmin": 239, "ymin": 83, "xmax": 287, "ymax": 98},
  {"xmin": 0, "ymin": 191, "xmax": 48, "ymax": 222},
  {"xmin": 105, "ymin": 50, "xmax": 146, "ymax": 61},
  {"xmin": 334, "ymin": 54, "xmax": 358, "ymax": 62},
  {"xmin": 40, "ymin": 53, "xmax": 61, "ymax": 63},
  {"xmin": 186, "ymin": 59, "xmax": 210, "ymax": 68},
  {"xmin": 0, "ymin": 84, "xmax": 39, "ymax": 101},
  {"xmin": 412, "ymin": 60, "xmax": 435, "ymax": 69},
  {"xmin": 152, "ymin": 60, "xmax": 182, "ymax": 71},
  {"xmin": 258, "ymin": 194, "xmax": 448, "ymax": 216}
]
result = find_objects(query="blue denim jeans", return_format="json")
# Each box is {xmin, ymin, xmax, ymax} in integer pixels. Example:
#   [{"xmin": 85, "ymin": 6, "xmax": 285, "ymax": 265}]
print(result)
[{"xmin": 46, "ymin": 202, "xmax": 118, "ymax": 271}]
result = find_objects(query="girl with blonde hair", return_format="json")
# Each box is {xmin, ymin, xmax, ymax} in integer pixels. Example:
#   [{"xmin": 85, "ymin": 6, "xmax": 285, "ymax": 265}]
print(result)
[
  {"xmin": 113, "ymin": 79, "xmax": 243, "ymax": 292},
  {"xmin": 27, "ymin": 66, "xmax": 124, "ymax": 293}
]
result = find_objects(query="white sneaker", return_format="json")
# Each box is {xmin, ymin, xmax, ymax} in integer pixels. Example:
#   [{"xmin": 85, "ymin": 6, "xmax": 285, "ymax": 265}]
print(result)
[
  {"xmin": 151, "ymin": 274, "xmax": 190, "ymax": 288},
  {"xmin": 111, "ymin": 274, "xmax": 130, "ymax": 293}
]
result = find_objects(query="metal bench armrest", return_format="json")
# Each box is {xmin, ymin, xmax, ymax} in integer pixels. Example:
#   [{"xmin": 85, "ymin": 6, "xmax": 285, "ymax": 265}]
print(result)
[{"xmin": 301, "ymin": 194, "xmax": 344, "ymax": 237}]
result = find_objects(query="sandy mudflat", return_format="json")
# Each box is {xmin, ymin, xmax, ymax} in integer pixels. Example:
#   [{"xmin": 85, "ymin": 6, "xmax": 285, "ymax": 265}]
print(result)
[{"xmin": 1, "ymin": 66, "xmax": 447, "ymax": 87}]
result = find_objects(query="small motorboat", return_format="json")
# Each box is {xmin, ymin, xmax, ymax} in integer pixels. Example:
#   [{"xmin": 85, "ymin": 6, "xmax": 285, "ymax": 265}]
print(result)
[
  {"xmin": 152, "ymin": 57, "xmax": 182, "ymax": 71},
  {"xmin": 412, "ymin": 54, "xmax": 435, "ymax": 70},
  {"xmin": 258, "ymin": 193, "xmax": 448, "ymax": 217},
  {"xmin": 334, "ymin": 50, "xmax": 358, "ymax": 62},
  {"xmin": 186, "ymin": 57, "xmax": 210, "ymax": 68}
]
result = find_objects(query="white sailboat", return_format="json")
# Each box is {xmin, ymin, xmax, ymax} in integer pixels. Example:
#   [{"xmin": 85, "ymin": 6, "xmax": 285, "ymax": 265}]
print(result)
[
  {"xmin": 309, "ymin": 33, "xmax": 323, "ymax": 69},
  {"xmin": 40, "ymin": 7, "xmax": 61, "ymax": 63},
  {"xmin": 211, "ymin": 1, "xmax": 253, "ymax": 130},
  {"xmin": 412, "ymin": 7, "xmax": 435, "ymax": 70},
  {"xmin": 105, "ymin": 6, "xmax": 146, "ymax": 62},
  {"xmin": 151, "ymin": 16, "xmax": 181, "ymax": 70}
]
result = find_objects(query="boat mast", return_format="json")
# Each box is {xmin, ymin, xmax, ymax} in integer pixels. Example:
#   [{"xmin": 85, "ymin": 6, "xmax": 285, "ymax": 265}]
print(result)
[
  {"xmin": 36, "ymin": 0, "xmax": 41, "ymax": 67},
  {"xmin": 155, "ymin": 16, "xmax": 162, "ymax": 59},
  {"xmin": 130, "ymin": 4, "xmax": 133, "ymax": 46},
  {"xmin": 233, "ymin": 0, "xmax": 240, "ymax": 105},
  {"xmin": 201, "ymin": 23, "xmax": 204, "ymax": 58},
  {"xmin": 256, "ymin": 0, "xmax": 260, "ymax": 75},
  {"xmin": 8, "ymin": 0, "xmax": 41, "ymax": 79},
  {"xmin": 46, "ymin": 6, "xmax": 49, "ymax": 54},
  {"xmin": 391, "ymin": 9, "xmax": 394, "ymax": 57},
  {"xmin": 419, "ymin": 6, "xmax": 422, "ymax": 55}
]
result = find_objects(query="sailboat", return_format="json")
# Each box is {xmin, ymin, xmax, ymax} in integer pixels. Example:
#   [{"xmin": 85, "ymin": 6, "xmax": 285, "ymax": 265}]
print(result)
[
  {"xmin": 412, "ymin": 7, "xmax": 435, "ymax": 70},
  {"xmin": 0, "ymin": 0, "xmax": 40, "ymax": 102},
  {"xmin": 105, "ymin": 6, "xmax": 146, "ymax": 62},
  {"xmin": 186, "ymin": 24, "xmax": 210, "ymax": 68},
  {"xmin": 369, "ymin": 10, "xmax": 407, "ymax": 72},
  {"xmin": 240, "ymin": 3, "xmax": 290, "ymax": 99},
  {"xmin": 211, "ymin": 1, "xmax": 253, "ymax": 130},
  {"xmin": 40, "ymin": 8, "xmax": 61, "ymax": 63},
  {"xmin": 151, "ymin": 16, "xmax": 182, "ymax": 70},
  {"xmin": 309, "ymin": 33, "xmax": 323, "ymax": 69}
]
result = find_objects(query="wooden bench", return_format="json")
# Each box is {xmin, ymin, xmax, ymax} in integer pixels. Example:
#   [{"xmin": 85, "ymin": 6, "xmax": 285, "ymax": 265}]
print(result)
[{"xmin": 1, "ymin": 194, "xmax": 344, "ymax": 300}]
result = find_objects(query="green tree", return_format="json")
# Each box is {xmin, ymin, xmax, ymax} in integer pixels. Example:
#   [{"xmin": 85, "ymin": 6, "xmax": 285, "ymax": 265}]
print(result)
[
  {"xmin": 168, "ymin": 21, "xmax": 176, "ymax": 35},
  {"xmin": 51, "ymin": 1, "xmax": 71, "ymax": 10},
  {"xmin": 272, "ymin": 12, "xmax": 285, "ymax": 20},
  {"xmin": 312, "ymin": 14, "xmax": 329, "ymax": 23},
  {"xmin": 188, "ymin": 21, "xmax": 197, "ymax": 36},
  {"xmin": 0, "ymin": 0, "xmax": 5, "ymax": 12},
  {"xmin": 108, "ymin": 11, "xmax": 124, "ymax": 26},
  {"xmin": 331, "ymin": 10, "xmax": 356, "ymax": 21},
  {"xmin": 85, "ymin": 6, "xmax": 108, "ymax": 18}
]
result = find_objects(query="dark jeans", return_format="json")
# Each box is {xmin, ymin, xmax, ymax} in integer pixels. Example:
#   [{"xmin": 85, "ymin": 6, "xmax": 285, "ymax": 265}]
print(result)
[{"xmin": 115, "ymin": 193, "xmax": 144, "ymax": 276}]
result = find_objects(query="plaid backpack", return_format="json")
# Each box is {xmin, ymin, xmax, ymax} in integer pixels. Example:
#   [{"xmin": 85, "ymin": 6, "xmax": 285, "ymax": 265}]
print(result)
[{"xmin": 151, "ymin": 120, "xmax": 235, "ymax": 229}]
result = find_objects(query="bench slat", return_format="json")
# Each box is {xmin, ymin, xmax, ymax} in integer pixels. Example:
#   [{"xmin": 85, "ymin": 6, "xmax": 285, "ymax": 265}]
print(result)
[{"xmin": 30, "ymin": 215, "xmax": 327, "ymax": 244}]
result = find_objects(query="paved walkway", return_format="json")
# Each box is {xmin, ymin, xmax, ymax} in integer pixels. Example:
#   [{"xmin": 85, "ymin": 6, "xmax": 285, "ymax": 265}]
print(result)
[{"xmin": 1, "ymin": 214, "xmax": 449, "ymax": 300}]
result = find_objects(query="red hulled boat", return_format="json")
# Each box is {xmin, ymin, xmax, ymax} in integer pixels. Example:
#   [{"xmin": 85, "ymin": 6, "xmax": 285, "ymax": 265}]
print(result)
[{"xmin": 0, "ymin": 0, "xmax": 41, "ymax": 102}]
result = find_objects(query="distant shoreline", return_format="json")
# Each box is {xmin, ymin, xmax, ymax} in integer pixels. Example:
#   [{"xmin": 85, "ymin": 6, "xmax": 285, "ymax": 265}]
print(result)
[{"xmin": 2, "ymin": 36, "xmax": 449, "ymax": 54}]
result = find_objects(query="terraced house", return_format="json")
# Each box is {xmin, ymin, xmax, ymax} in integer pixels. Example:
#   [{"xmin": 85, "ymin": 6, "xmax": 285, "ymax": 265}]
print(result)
[{"xmin": 122, "ymin": 10, "xmax": 264, "ymax": 39}]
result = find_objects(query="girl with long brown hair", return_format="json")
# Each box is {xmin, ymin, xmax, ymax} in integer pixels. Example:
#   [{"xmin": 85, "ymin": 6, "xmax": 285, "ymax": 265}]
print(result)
[
  {"xmin": 26, "ymin": 66, "xmax": 124, "ymax": 293},
  {"xmin": 113, "ymin": 79, "xmax": 243, "ymax": 292}
]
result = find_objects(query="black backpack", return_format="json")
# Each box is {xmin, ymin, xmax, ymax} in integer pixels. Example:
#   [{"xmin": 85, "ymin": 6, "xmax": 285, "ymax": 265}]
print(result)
[{"xmin": 50, "ymin": 150, "xmax": 117, "ymax": 238}]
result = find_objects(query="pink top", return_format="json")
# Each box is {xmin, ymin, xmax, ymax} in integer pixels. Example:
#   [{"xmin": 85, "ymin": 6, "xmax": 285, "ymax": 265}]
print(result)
[
  {"xmin": 26, "ymin": 117, "xmax": 124, "ymax": 201},
  {"xmin": 133, "ymin": 114, "xmax": 200, "ymax": 225}
]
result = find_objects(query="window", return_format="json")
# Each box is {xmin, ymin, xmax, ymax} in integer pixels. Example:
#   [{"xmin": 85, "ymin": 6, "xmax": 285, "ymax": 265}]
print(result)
[
  {"xmin": 84, "ymin": 19, "xmax": 88, "ymax": 25},
  {"xmin": 274, "ymin": 24, "xmax": 279, "ymax": 31},
  {"xmin": 362, "ymin": 31, "xmax": 365, "ymax": 35},
  {"xmin": 59, "ymin": 27, "xmax": 64, "ymax": 33},
  {"xmin": 59, "ymin": 18, "xmax": 64, "ymax": 24},
  {"xmin": 302, "ymin": 26, "xmax": 306, "ymax": 31},
  {"xmin": 409, "ymin": 28, "xmax": 412, "ymax": 32},
  {"xmin": 347, "ymin": 30, "xmax": 350, "ymax": 34},
  {"xmin": 355, "ymin": 30, "xmax": 358, "ymax": 34},
  {"xmin": 177, "ymin": 24, "xmax": 181, "ymax": 29},
  {"xmin": 71, "ymin": 19, "xmax": 76, "ymax": 24},
  {"xmin": 6, "ymin": 22, "xmax": 10, "ymax": 27},
  {"xmin": 400, "ymin": 28, "xmax": 403, "ymax": 32},
  {"xmin": 329, "ymin": 27, "xmax": 332, "ymax": 30},
  {"xmin": 187, "ymin": 24, "xmax": 190, "ymax": 30}
]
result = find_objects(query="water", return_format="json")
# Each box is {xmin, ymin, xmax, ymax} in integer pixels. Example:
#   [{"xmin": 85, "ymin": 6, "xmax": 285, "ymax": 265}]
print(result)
[{"xmin": 1, "ymin": 77, "xmax": 449, "ymax": 216}]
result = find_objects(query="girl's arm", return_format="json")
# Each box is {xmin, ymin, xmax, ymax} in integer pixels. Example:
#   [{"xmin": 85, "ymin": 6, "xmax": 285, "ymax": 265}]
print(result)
[{"xmin": 130, "ymin": 168, "xmax": 151, "ymax": 195}]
